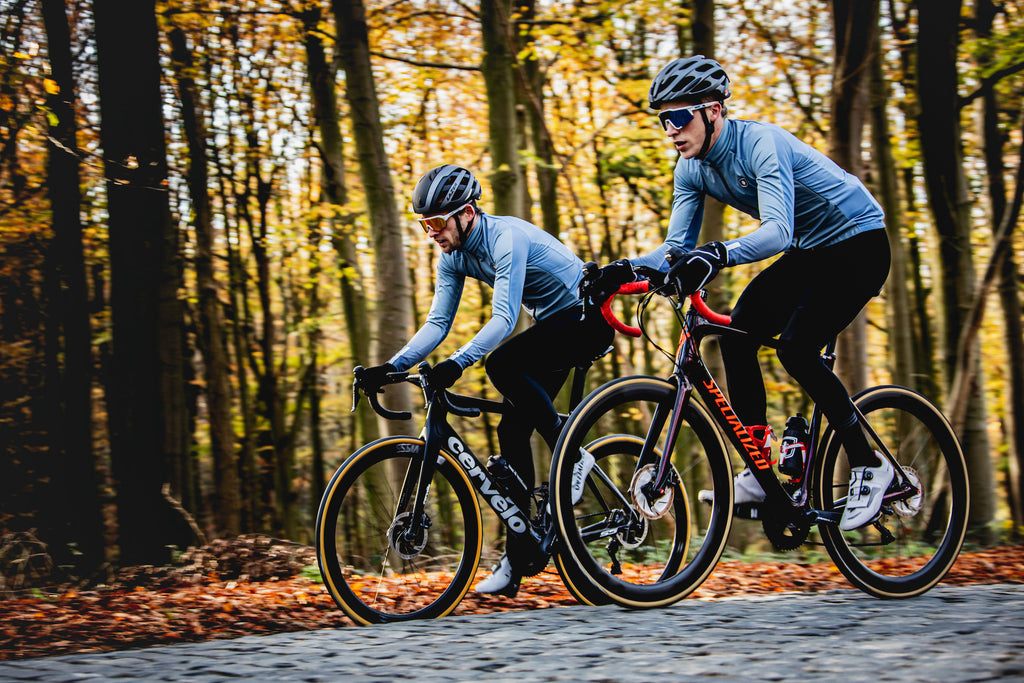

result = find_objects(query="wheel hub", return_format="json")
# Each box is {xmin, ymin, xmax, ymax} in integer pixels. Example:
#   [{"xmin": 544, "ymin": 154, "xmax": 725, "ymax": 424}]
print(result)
[
  {"xmin": 630, "ymin": 464, "xmax": 674, "ymax": 520},
  {"xmin": 891, "ymin": 466, "xmax": 924, "ymax": 518},
  {"xmin": 387, "ymin": 511, "xmax": 429, "ymax": 560}
]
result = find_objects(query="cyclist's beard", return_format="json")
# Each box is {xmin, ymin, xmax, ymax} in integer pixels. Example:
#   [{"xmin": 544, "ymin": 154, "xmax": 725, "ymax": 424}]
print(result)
[{"xmin": 694, "ymin": 109, "xmax": 715, "ymax": 160}]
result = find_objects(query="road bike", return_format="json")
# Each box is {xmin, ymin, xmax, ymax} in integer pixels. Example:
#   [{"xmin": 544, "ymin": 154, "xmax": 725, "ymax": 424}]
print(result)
[
  {"xmin": 548, "ymin": 281, "xmax": 969, "ymax": 608},
  {"xmin": 315, "ymin": 330, "xmax": 691, "ymax": 624}
]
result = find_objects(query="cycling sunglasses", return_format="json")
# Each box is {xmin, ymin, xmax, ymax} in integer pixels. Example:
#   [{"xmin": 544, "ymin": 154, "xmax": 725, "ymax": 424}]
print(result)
[
  {"xmin": 418, "ymin": 203, "xmax": 469, "ymax": 233},
  {"xmin": 657, "ymin": 102, "xmax": 715, "ymax": 131}
]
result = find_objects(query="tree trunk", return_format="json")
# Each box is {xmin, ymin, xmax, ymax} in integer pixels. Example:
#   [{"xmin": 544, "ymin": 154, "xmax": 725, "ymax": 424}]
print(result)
[
  {"xmin": 517, "ymin": 0, "xmax": 559, "ymax": 235},
  {"xmin": 40, "ymin": 0, "xmax": 104, "ymax": 571},
  {"xmin": 244, "ymin": 136, "xmax": 291, "ymax": 537},
  {"xmin": 917, "ymin": 0, "xmax": 996, "ymax": 542},
  {"xmin": 94, "ymin": 0, "xmax": 189, "ymax": 564},
  {"xmin": 480, "ymin": 0, "xmax": 522, "ymax": 216},
  {"xmin": 868, "ymin": 33, "xmax": 914, "ymax": 392},
  {"xmin": 168, "ymin": 26, "xmax": 241, "ymax": 537},
  {"xmin": 829, "ymin": 0, "xmax": 879, "ymax": 397},
  {"xmin": 301, "ymin": 6, "xmax": 379, "ymax": 449},
  {"xmin": 332, "ymin": 0, "xmax": 412, "ymax": 427},
  {"xmin": 210, "ymin": 134, "xmax": 260, "ymax": 533}
]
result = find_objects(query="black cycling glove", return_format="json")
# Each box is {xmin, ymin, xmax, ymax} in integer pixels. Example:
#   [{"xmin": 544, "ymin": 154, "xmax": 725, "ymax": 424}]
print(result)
[
  {"xmin": 356, "ymin": 363, "xmax": 396, "ymax": 390},
  {"xmin": 666, "ymin": 242, "xmax": 729, "ymax": 296},
  {"xmin": 428, "ymin": 359, "xmax": 463, "ymax": 389},
  {"xmin": 586, "ymin": 259, "xmax": 636, "ymax": 306}
]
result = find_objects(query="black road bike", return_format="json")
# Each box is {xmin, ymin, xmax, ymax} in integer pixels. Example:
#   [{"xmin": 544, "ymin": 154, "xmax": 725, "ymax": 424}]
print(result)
[
  {"xmin": 315, "ymin": 341, "xmax": 691, "ymax": 624},
  {"xmin": 548, "ymin": 282, "xmax": 969, "ymax": 608}
]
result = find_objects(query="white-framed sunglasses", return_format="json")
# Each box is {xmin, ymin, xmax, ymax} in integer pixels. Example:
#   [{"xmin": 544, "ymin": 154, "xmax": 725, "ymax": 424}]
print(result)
[{"xmin": 418, "ymin": 203, "xmax": 469, "ymax": 233}]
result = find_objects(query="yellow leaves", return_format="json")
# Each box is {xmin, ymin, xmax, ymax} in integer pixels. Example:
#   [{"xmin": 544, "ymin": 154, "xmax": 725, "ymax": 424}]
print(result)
[{"xmin": 43, "ymin": 78, "xmax": 59, "ymax": 95}]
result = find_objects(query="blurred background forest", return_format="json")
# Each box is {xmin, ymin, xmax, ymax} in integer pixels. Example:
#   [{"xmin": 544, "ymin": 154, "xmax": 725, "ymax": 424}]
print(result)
[{"xmin": 1, "ymin": 0, "xmax": 1023, "ymax": 581}]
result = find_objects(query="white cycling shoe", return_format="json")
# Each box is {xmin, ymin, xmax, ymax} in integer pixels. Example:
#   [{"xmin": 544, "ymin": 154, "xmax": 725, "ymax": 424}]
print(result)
[
  {"xmin": 839, "ymin": 454, "xmax": 895, "ymax": 531},
  {"xmin": 571, "ymin": 448, "xmax": 596, "ymax": 504},
  {"xmin": 474, "ymin": 555, "xmax": 520, "ymax": 597},
  {"xmin": 698, "ymin": 468, "xmax": 767, "ymax": 506}
]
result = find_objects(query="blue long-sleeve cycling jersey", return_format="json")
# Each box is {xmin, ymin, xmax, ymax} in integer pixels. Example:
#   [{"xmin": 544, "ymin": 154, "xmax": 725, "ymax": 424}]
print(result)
[
  {"xmin": 631, "ymin": 117, "xmax": 885, "ymax": 271},
  {"xmin": 388, "ymin": 212, "xmax": 585, "ymax": 372}
]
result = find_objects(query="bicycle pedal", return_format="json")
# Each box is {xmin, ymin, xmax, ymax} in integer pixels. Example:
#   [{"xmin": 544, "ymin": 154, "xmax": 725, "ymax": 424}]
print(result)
[{"xmin": 734, "ymin": 502, "xmax": 763, "ymax": 520}]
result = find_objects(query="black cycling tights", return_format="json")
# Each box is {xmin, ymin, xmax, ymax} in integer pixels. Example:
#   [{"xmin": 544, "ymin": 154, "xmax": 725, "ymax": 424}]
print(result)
[
  {"xmin": 485, "ymin": 305, "xmax": 614, "ymax": 500},
  {"xmin": 718, "ymin": 229, "xmax": 891, "ymax": 468}
]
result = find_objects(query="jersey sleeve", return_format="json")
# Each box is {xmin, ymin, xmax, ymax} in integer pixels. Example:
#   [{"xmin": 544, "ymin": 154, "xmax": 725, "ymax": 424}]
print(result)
[
  {"xmin": 722, "ymin": 129, "xmax": 795, "ymax": 265},
  {"xmin": 387, "ymin": 257, "xmax": 464, "ymax": 371},
  {"xmin": 448, "ymin": 228, "xmax": 527, "ymax": 368}
]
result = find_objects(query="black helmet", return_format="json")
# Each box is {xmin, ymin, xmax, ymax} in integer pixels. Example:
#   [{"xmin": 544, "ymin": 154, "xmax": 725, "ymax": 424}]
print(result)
[
  {"xmin": 412, "ymin": 164, "xmax": 482, "ymax": 215},
  {"xmin": 649, "ymin": 55, "xmax": 731, "ymax": 109}
]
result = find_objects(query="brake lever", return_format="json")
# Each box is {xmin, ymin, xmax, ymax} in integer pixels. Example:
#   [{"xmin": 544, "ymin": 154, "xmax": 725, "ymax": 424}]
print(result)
[
  {"xmin": 351, "ymin": 366, "xmax": 364, "ymax": 413},
  {"xmin": 579, "ymin": 261, "xmax": 599, "ymax": 299}
]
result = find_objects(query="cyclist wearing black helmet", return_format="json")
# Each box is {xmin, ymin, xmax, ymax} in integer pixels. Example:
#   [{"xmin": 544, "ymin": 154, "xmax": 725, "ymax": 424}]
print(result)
[
  {"xmin": 612, "ymin": 55, "xmax": 892, "ymax": 531},
  {"xmin": 359, "ymin": 164, "xmax": 615, "ymax": 596}
]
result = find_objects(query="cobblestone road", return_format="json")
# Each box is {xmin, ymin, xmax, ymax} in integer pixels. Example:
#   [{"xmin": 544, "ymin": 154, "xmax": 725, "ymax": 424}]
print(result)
[{"xmin": 2, "ymin": 584, "xmax": 1022, "ymax": 682}]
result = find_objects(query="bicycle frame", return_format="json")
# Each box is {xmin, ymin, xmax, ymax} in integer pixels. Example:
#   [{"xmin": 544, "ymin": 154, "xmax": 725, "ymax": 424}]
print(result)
[
  {"xmin": 375, "ymin": 357, "xmax": 602, "ymax": 555},
  {"xmin": 636, "ymin": 291, "xmax": 916, "ymax": 527},
  {"xmin": 677, "ymin": 307, "xmax": 829, "ymax": 516}
]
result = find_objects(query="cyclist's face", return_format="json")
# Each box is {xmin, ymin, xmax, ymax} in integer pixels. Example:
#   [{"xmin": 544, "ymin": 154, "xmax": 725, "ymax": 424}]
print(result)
[
  {"xmin": 425, "ymin": 205, "xmax": 474, "ymax": 253},
  {"xmin": 660, "ymin": 101, "xmax": 721, "ymax": 159}
]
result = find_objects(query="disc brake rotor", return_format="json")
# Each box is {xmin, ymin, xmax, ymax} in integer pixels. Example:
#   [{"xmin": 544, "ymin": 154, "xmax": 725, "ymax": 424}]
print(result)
[
  {"xmin": 891, "ymin": 466, "xmax": 924, "ymax": 518},
  {"xmin": 630, "ymin": 464, "xmax": 674, "ymax": 520},
  {"xmin": 387, "ymin": 511, "xmax": 428, "ymax": 560}
]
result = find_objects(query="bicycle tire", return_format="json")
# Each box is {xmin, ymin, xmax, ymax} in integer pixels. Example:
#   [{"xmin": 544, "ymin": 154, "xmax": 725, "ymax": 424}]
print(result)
[
  {"xmin": 813, "ymin": 385, "xmax": 969, "ymax": 598},
  {"xmin": 550, "ymin": 376, "xmax": 733, "ymax": 608},
  {"xmin": 316, "ymin": 437, "xmax": 483, "ymax": 624},
  {"xmin": 551, "ymin": 434, "xmax": 685, "ymax": 606}
]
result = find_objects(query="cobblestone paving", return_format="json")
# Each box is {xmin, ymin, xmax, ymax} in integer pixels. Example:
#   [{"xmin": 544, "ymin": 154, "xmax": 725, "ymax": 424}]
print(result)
[{"xmin": 2, "ymin": 584, "xmax": 1022, "ymax": 681}]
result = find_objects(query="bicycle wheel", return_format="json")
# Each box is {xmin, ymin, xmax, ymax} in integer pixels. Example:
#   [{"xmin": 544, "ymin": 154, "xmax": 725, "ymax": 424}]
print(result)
[
  {"xmin": 814, "ymin": 385, "xmax": 969, "ymax": 598},
  {"xmin": 550, "ymin": 376, "xmax": 733, "ymax": 608},
  {"xmin": 551, "ymin": 434, "xmax": 682, "ymax": 606},
  {"xmin": 316, "ymin": 437, "xmax": 483, "ymax": 624}
]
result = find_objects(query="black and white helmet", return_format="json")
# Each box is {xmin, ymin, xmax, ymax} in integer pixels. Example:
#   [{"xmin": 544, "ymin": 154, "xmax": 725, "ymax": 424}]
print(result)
[
  {"xmin": 412, "ymin": 164, "xmax": 482, "ymax": 215},
  {"xmin": 648, "ymin": 55, "xmax": 731, "ymax": 109}
]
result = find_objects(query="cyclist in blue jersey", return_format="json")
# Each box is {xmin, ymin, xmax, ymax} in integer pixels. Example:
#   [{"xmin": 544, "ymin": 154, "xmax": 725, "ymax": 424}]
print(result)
[
  {"xmin": 597, "ymin": 55, "xmax": 892, "ymax": 531},
  {"xmin": 359, "ymin": 164, "xmax": 614, "ymax": 596}
]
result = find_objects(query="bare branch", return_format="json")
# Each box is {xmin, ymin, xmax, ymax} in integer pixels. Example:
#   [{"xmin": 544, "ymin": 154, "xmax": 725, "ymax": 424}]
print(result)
[
  {"xmin": 369, "ymin": 50, "xmax": 478, "ymax": 71},
  {"xmin": 960, "ymin": 60, "xmax": 1024, "ymax": 107}
]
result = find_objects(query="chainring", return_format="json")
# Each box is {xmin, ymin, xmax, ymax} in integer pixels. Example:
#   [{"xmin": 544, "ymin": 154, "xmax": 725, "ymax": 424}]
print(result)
[{"xmin": 762, "ymin": 514, "xmax": 811, "ymax": 552}]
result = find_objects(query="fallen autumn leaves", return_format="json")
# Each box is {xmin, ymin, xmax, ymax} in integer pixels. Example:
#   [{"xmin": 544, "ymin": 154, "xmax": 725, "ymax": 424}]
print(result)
[{"xmin": 2, "ymin": 545, "xmax": 1022, "ymax": 662}]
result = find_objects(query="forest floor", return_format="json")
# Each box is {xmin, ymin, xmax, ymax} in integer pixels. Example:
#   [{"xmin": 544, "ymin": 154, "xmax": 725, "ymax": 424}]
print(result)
[{"xmin": 1, "ymin": 537, "xmax": 1022, "ymax": 662}]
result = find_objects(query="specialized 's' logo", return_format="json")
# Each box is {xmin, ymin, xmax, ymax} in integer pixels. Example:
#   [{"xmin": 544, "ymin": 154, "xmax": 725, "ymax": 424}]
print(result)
[
  {"xmin": 703, "ymin": 380, "xmax": 771, "ymax": 470},
  {"xmin": 450, "ymin": 438, "xmax": 528, "ymax": 533}
]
